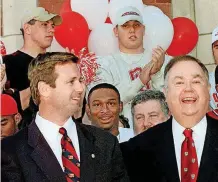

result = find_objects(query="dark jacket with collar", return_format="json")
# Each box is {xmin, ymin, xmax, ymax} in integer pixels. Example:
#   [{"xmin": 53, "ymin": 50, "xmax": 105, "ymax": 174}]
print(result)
[
  {"xmin": 120, "ymin": 115, "xmax": 218, "ymax": 182},
  {"xmin": 1, "ymin": 120, "xmax": 129, "ymax": 182}
]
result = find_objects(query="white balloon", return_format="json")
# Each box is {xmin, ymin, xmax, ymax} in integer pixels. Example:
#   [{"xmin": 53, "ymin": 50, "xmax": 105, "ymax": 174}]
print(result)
[
  {"xmin": 88, "ymin": 23, "xmax": 119, "ymax": 56},
  {"xmin": 109, "ymin": 0, "xmax": 144, "ymax": 26},
  {"xmin": 71, "ymin": 0, "xmax": 109, "ymax": 30},
  {"xmin": 49, "ymin": 37, "xmax": 65, "ymax": 52},
  {"xmin": 143, "ymin": 5, "xmax": 164, "ymax": 17},
  {"xmin": 143, "ymin": 13, "xmax": 174, "ymax": 51}
]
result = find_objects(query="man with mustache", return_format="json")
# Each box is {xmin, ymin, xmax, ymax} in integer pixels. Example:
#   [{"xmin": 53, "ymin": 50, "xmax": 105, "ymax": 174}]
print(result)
[
  {"xmin": 3, "ymin": 7, "xmax": 62, "ymax": 127},
  {"xmin": 121, "ymin": 55, "xmax": 218, "ymax": 182},
  {"xmin": 88, "ymin": 6, "xmax": 165, "ymax": 129}
]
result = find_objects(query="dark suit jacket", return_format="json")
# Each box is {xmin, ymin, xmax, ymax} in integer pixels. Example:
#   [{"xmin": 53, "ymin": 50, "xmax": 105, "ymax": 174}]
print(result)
[
  {"xmin": 1, "ymin": 120, "xmax": 130, "ymax": 182},
  {"xmin": 120, "ymin": 115, "xmax": 218, "ymax": 182}
]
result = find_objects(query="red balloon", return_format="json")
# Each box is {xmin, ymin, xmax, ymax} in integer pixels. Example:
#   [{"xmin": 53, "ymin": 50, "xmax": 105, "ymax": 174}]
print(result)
[
  {"xmin": 55, "ymin": 12, "xmax": 89, "ymax": 54},
  {"xmin": 166, "ymin": 17, "xmax": 199, "ymax": 56},
  {"xmin": 60, "ymin": 0, "xmax": 72, "ymax": 15}
]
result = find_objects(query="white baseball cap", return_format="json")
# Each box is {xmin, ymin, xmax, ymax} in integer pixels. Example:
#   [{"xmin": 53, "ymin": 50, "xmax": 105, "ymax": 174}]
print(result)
[
  {"xmin": 212, "ymin": 26, "xmax": 218, "ymax": 44},
  {"xmin": 21, "ymin": 7, "xmax": 62, "ymax": 28},
  {"xmin": 114, "ymin": 6, "xmax": 143, "ymax": 26}
]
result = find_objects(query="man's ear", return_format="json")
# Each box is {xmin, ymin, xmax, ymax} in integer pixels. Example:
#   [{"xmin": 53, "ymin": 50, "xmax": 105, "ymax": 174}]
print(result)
[
  {"xmin": 14, "ymin": 113, "xmax": 22, "ymax": 126},
  {"xmin": 166, "ymin": 110, "xmax": 171, "ymax": 120},
  {"xmin": 143, "ymin": 25, "xmax": 145, "ymax": 36},
  {"xmin": 163, "ymin": 87, "xmax": 167, "ymax": 97},
  {"xmin": 23, "ymin": 23, "xmax": 32, "ymax": 35},
  {"xmin": 119, "ymin": 101, "xmax": 123, "ymax": 113},
  {"xmin": 113, "ymin": 26, "xmax": 119, "ymax": 37},
  {"xmin": 85, "ymin": 103, "xmax": 91, "ymax": 119},
  {"xmin": 38, "ymin": 81, "xmax": 51, "ymax": 99}
]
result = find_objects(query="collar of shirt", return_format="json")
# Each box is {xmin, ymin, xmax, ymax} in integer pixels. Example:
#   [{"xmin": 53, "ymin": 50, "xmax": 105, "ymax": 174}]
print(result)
[
  {"xmin": 172, "ymin": 116, "xmax": 207, "ymax": 148},
  {"xmin": 172, "ymin": 116, "xmax": 207, "ymax": 179},
  {"xmin": 119, "ymin": 51, "xmax": 145, "ymax": 64},
  {"xmin": 118, "ymin": 127, "xmax": 134, "ymax": 143},
  {"xmin": 35, "ymin": 112, "xmax": 80, "ymax": 162}
]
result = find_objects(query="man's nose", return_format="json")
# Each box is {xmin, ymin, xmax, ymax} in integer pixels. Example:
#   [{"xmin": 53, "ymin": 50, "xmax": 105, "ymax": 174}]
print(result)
[
  {"xmin": 100, "ymin": 104, "xmax": 109, "ymax": 113},
  {"xmin": 75, "ymin": 81, "xmax": 84, "ymax": 94},
  {"xmin": 129, "ymin": 26, "xmax": 135, "ymax": 33},
  {"xmin": 48, "ymin": 25, "xmax": 55, "ymax": 33},
  {"xmin": 184, "ymin": 81, "xmax": 194, "ymax": 91}
]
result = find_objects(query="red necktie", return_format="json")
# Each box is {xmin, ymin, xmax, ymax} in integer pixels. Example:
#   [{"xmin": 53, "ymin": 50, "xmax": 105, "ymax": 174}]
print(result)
[
  {"xmin": 59, "ymin": 127, "xmax": 80, "ymax": 182},
  {"xmin": 181, "ymin": 129, "xmax": 198, "ymax": 182}
]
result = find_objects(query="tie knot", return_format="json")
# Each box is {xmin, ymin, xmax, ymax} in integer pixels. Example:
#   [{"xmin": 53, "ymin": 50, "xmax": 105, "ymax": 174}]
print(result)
[
  {"xmin": 59, "ymin": 127, "xmax": 67, "ymax": 136},
  {"xmin": 183, "ymin": 128, "xmax": 193, "ymax": 138}
]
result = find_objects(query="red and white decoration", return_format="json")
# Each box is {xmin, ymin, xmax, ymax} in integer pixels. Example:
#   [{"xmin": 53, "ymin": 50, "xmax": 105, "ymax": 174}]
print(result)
[{"xmin": 50, "ymin": 0, "xmax": 199, "ymax": 84}]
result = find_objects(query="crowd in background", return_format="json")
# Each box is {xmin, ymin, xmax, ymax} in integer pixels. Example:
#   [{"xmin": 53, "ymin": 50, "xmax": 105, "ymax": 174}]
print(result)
[{"xmin": 1, "ymin": 6, "xmax": 218, "ymax": 182}]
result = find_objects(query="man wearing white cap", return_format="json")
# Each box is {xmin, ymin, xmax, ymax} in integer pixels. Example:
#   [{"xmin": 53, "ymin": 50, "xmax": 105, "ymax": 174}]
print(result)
[
  {"xmin": 3, "ymin": 7, "xmax": 62, "ymax": 126},
  {"xmin": 209, "ymin": 26, "xmax": 218, "ymax": 110},
  {"xmin": 87, "ymin": 6, "xmax": 165, "ymax": 128}
]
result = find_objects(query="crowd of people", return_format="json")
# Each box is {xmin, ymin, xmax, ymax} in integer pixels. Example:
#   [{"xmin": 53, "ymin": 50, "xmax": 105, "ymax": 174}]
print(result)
[{"xmin": 1, "ymin": 5, "xmax": 218, "ymax": 182}]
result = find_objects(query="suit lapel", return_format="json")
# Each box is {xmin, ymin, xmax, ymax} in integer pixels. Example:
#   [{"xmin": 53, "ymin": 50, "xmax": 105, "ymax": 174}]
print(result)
[
  {"xmin": 197, "ymin": 116, "xmax": 218, "ymax": 182},
  {"xmin": 155, "ymin": 118, "xmax": 180, "ymax": 182},
  {"xmin": 76, "ymin": 123, "xmax": 96, "ymax": 182},
  {"xmin": 28, "ymin": 121, "xmax": 66, "ymax": 182}
]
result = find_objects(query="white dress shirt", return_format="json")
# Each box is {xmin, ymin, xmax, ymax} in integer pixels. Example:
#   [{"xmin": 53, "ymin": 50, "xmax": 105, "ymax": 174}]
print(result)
[
  {"xmin": 172, "ymin": 116, "xmax": 207, "ymax": 180},
  {"xmin": 117, "ymin": 127, "xmax": 134, "ymax": 143},
  {"xmin": 35, "ymin": 112, "xmax": 80, "ymax": 171}
]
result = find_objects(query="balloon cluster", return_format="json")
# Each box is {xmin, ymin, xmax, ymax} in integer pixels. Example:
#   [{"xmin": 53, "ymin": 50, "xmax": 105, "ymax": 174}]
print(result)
[{"xmin": 53, "ymin": 0, "xmax": 199, "ymax": 57}]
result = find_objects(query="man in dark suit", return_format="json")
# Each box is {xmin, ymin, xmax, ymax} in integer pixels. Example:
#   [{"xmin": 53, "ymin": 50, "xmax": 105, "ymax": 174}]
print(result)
[
  {"xmin": 1, "ymin": 52, "xmax": 129, "ymax": 182},
  {"xmin": 121, "ymin": 55, "xmax": 218, "ymax": 182}
]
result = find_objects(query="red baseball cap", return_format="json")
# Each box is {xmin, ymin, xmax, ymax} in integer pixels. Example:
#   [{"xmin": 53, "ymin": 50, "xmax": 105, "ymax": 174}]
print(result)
[{"xmin": 1, "ymin": 94, "xmax": 18, "ymax": 116}]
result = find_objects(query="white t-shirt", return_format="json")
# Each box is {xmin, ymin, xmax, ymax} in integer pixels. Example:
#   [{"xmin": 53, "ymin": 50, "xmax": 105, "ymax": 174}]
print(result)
[
  {"xmin": 35, "ymin": 113, "xmax": 80, "ymax": 171},
  {"xmin": 87, "ymin": 51, "xmax": 167, "ymax": 129},
  {"xmin": 209, "ymin": 71, "xmax": 218, "ymax": 109}
]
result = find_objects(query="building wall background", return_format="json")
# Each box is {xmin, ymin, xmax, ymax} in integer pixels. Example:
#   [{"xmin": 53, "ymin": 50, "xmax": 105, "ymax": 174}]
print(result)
[{"xmin": 172, "ymin": 0, "xmax": 218, "ymax": 72}]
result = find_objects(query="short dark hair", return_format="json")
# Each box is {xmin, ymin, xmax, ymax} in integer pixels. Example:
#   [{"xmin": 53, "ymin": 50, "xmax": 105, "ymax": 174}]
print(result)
[
  {"xmin": 215, "ymin": 65, "xmax": 218, "ymax": 85},
  {"xmin": 87, "ymin": 83, "xmax": 121, "ymax": 104},
  {"xmin": 164, "ymin": 55, "xmax": 209, "ymax": 81}
]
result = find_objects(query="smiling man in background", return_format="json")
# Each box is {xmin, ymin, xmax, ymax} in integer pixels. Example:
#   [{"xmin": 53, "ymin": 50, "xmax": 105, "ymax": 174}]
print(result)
[
  {"xmin": 86, "ymin": 83, "xmax": 134, "ymax": 143},
  {"xmin": 131, "ymin": 89, "xmax": 170, "ymax": 135}
]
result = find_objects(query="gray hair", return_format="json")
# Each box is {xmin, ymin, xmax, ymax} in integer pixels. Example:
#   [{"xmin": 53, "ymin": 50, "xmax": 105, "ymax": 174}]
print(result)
[{"xmin": 131, "ymin": 90, "xmax": 169, "ymax": 117}]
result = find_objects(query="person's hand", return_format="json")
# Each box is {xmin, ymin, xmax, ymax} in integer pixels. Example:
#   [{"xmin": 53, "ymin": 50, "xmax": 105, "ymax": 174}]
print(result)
[
  {"xmin": 1, "ymin": 64, "xmax": 7, "ymax": 93},
  {"xmin": 150, "ymin": 46, "xmax": 165, "ymax": 75},
  {"xmin": 139, "ymin": 62, "xmax": 153, "ymax": 85}
]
